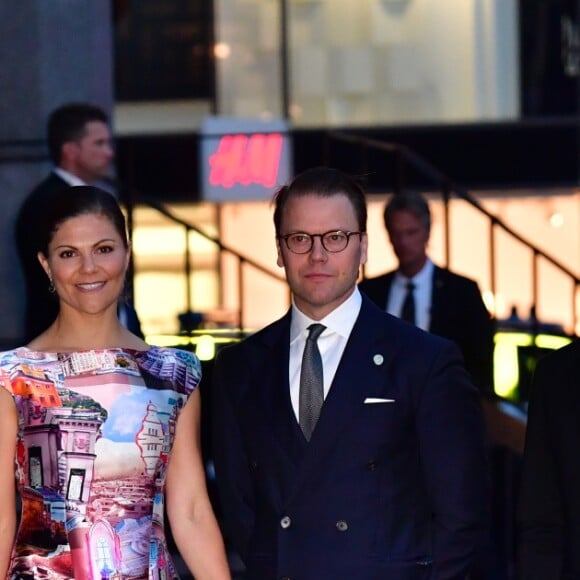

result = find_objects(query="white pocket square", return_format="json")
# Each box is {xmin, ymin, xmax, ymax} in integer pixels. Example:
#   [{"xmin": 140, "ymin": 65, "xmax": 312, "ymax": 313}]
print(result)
[{"xmin": 364, "ymin": 397, "xmax": 395, "ymax": 404}]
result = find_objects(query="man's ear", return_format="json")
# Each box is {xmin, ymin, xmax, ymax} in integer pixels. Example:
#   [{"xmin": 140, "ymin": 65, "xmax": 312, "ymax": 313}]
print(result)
[
  {"xmin": 360, "ymin": 232, "xmax": 368, "ymax": 265},
  {"xmin": 276, "ymin": 239, "xmax": 284, "ymax": 268},
  {"xmin": 61, "ymin": 141, "xmax": 78, "ymax": 163}
]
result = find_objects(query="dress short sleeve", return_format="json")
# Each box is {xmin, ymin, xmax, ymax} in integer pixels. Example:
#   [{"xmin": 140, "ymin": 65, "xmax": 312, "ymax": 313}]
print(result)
[{"xmin": 136, "ymin": 346, "xmax": 202, "ymax": 398}]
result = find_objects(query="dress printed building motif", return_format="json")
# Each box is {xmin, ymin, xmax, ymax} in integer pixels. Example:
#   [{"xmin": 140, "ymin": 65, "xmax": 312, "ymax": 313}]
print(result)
[{"xmin": 0, "ymin": 346, "xmax": 200, "ymax": 580}]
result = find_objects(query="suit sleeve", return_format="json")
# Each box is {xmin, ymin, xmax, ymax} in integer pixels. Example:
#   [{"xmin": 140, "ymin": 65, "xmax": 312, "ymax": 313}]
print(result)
[
  {"xmin": 211, "ymin": 346, "xmax": 255, "ymax": 559},
  {"xmin": 417, "ymin": 341, "xmax": 490, "ymax": 579},
  {"xmin": 517, "ymin": 358, "xmax": 564, "ymax": 580},
  {"xmin": 458, "ymin": 280, "xmax": 495, "ymax": 397}
]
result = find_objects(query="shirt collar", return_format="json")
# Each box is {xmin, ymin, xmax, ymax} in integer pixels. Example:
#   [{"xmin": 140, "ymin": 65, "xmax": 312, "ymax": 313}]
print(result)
[
  {"xmin": 290, "ymin": 287, "xmax": 362, "ymax": 343},
  {"xmin": 53, "ymin": 167, "xmax": 87, "ymax": 187},
  {"xmin": 394, "ymin": 257, "xmax": 434, "ymax": 287}
]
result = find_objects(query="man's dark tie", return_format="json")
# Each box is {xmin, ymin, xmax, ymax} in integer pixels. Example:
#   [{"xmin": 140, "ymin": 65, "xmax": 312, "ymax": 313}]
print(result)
[
  {"xmin": 299, "ymin": 323, "xmax": 326, "ymax": 441},
  {"xmin": 401, "ymin": 281, "xmax": 416, "ymax": 325}
]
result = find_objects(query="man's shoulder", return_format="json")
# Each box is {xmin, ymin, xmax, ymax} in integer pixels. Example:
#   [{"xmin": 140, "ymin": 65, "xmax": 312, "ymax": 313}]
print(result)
[
  {"xmin": 359, "ymin": 295, "xmax": 455, "ymax": 351},
  {"xmin": 536, "ymin": 339, "xmax": 580, "ymax": 372},
  {"xmin": 216, "ymin": 315, "xmax": 289, "ymax": 359},
  {"xmin": 529, "ymin": 339, "xmax": 580, "ymax": 405},
  {"xmin": 359, "ymin": 270, "xmax": 395, "ymax": 287},
  {"xmin": 434, "ymin": 266, "xmax": 479, "ymax": 289},
  {"xmin": 432, "ymin": 267, "xmax": 487, "ymax": 306},
  {"xmin": 20, "ymin": 172, "xmax": 69, "ymax": 214},
  {"xmin": 15, "ymin": 173, "xmax": 71, "ymax": 251},
  {"xmin": 28, "ymin": 172, "xmax": 68, "ymax": 199},
  {"xmin": 358, "ymin": 271, "xmax": 395, "ymax": 304}
]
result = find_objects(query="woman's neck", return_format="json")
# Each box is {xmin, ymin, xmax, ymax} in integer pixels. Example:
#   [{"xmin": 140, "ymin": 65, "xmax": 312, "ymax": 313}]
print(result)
[{"xmin": 27, "ymin": 309, "xmax": 145, "ymax": 352}]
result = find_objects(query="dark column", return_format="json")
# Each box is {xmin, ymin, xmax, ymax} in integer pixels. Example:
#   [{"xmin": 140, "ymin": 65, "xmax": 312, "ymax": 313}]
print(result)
[
  {"xmin": 0, "ymin": 1, "xmax": 113, "ymax": 346},
  {"xmin": 519, "ymin": 0, "xmax": 579, "ymax": 116}
]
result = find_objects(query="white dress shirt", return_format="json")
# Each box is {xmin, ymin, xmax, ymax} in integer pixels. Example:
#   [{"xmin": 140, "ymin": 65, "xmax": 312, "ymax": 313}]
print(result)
[
  {"xmin": 53, "ymin": 168, "xmax": 118, "ymax": 199},
  {"xmin": 386, "ymin": 259, "xmax": 434, "ymax": 331},
  {"xmin": 53, "ymin": 167, "xmax": 86, "ymax": 186},
  {"xmin": 289, "ymin": 288, "xmax": 362, "ymax": 421}
]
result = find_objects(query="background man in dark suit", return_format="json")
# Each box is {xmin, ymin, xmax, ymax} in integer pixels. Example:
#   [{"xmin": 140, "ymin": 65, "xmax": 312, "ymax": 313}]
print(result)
[
  {"xmin": 360, "ymin": 194, "xmax": 519, "ymax": 580},
  {"xmin": 16, "ymin": 103, "xmax": 113, "ymax": 341},
  {"xmin": 16, "ymin": 103, "xmax": 142, "ymax": 341},
  {"xmin": 212, "ymin": 167, "xmax": 489, "ymax": 579},
  {"xmin": 517, "ymin": 339, "xmax": 580, "ymax": 579},
  {"xmin": 359, "ymin": 193, "xmax": 495, "ymax": 395}
]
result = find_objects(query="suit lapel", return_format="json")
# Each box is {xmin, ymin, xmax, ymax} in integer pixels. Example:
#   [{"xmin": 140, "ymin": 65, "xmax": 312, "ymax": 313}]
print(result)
[{"xmin": 255, "ymin": 313, "xmax": 307, "ymax": 465}]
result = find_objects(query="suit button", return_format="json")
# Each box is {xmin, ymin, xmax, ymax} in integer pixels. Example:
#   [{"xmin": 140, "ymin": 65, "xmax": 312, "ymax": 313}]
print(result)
[
  {"xmin": 280, "ymin": 516, "xmax": 291, "ymax": 529},
  {"xmin": 249, "ymin": 460, "xmax": 258, "ymax": 470},
  {"xmin": 280, "ymin": 577, "xmax": 292, "ymax": 580},
  {"xmin": 336, "ymin": 520, "xmax": 348, "ymax": 532},
  {"xmin": 367, "ymin": 459, "xmax": 378, "ymax": 471}
]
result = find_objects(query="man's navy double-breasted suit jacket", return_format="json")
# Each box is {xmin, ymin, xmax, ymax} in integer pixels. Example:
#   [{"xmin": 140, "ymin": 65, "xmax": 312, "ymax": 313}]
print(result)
[{"xmin": 212, "ymin": 297, "xmax": 489, "ymax": 580}]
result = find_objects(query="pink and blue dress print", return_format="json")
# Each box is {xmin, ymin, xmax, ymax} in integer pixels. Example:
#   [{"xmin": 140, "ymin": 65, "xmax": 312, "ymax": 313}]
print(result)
[{"xmin": 0, "ymin": 345, "xmax": 200, "ymax": 580}]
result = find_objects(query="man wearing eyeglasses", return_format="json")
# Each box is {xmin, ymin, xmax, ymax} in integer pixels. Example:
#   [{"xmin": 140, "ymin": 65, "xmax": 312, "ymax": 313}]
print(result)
[{"xmin": 212, "ymin": 166, "xmax": 488, "ymax": 580}]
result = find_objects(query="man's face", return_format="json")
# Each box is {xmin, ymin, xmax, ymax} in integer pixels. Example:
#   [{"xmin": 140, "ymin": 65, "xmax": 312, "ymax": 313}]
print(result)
[
  {"xmin": 387, "ymin": 209, "xmax": 429, "ymax": 277},
  {"xmin": 69, "ymin": 121, "xmax": 114, "ymax": 183},
  {"xmin": 276, "ymin": 193, "xmax": 367, "ymax": 320}
]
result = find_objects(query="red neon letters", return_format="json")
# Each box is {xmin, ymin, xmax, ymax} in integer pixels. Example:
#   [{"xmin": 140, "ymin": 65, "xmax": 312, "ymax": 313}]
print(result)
[{"xmin": 208, "ymin": 133, "xmax": 283, "ymax": 189}]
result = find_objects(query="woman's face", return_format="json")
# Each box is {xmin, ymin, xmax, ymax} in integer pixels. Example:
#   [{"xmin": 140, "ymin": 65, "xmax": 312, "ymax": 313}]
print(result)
[{"xmin": 38, "ymin": 212, "xmax": 130, "ymax": 318}]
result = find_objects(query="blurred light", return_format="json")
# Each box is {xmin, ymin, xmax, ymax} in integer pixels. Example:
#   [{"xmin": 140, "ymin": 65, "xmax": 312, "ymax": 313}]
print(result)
[
  {"xmin": 482, "ymin": 290, "xmax": 496, "ymax": 317},
  {"xmin": 493, "ymin": 331, "xmax": 572, "ymax": 399},
  {"xmin": 493, "ymin": 332, "xmax": 530, "ymax": 399},
  {"xmin": 549, "ymin": 212, "xmax": 564, "ymax": 228},
  {"xmin": 214, "ymin": 43, "xmax": 231, "ymax": 59},
  {"xmin": 289, "ymin": 103, "xmax": 303, "ymax": 119},
  {"xmin": 195, "ymin": 335, "xmax": 216, "ymax": 361},
  {"xmin": 145, "ymin": 331, "xmax": 247, "ymax": 358},
  {"xmin": 535, "ymin": 334, "xmax": 571, "ymax": 350}
]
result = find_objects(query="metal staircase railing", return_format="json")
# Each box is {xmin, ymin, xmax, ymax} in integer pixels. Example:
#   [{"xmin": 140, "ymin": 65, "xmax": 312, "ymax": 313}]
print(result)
[
  {"xmin": 126, "ymin": 130, "xmax": 580, "ymax": 338},
  {"xmin": 325, "ymin": 130, "xmax": 580, "ymax": 335},
  {"xmin": 129, "ymin": 197, "xmax": 287, "ymax": 333}
]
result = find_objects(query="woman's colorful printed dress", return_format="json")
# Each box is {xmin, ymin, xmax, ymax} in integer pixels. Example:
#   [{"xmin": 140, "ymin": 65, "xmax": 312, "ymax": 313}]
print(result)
[{"xmin": 0, "ymin": 346, "xmax": 201, "ymax": 580}]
